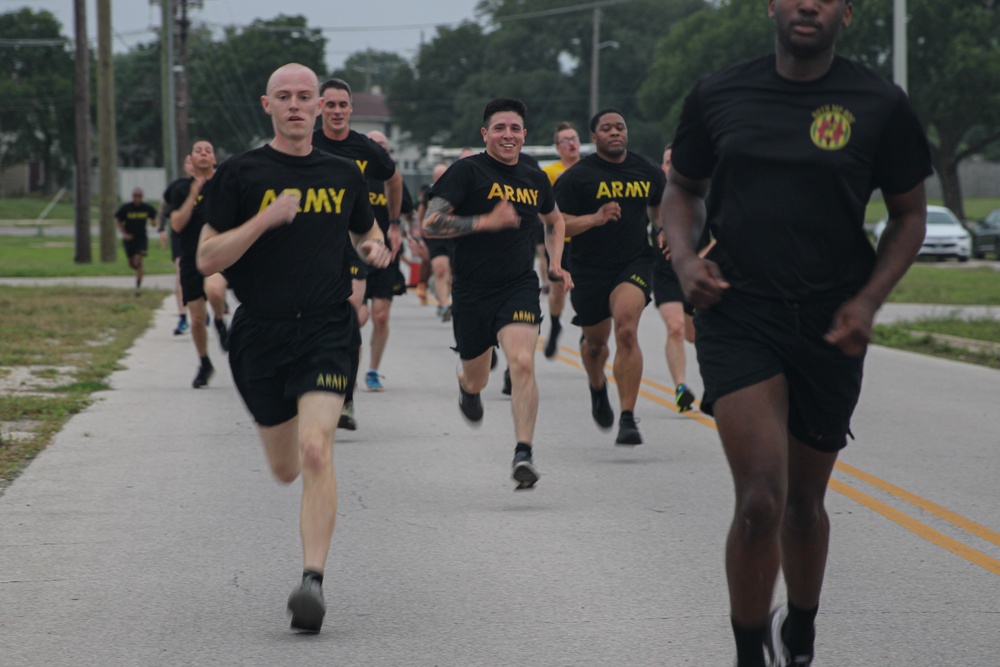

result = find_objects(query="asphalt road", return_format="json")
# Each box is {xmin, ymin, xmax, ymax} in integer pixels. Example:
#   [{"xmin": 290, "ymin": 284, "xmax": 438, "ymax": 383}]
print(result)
[{"xmin": 0, "ymin": 280, "xmax": 998, "ymax": 666}]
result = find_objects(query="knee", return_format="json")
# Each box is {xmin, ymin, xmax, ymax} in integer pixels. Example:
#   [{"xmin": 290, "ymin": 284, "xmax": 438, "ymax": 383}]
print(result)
[
  {"xmin": 734, "ymin": 485, "xmax": 784, "ymax": 542},
  {"xmin": 299, "ymin": 431, "xmax": 332, "ymax": 473},
  {"xmin": 784, "ymin": 493, "xmax": 827, "ymax": 538},
  {"xmin": 665, "ymin": 318, "xmax": 685, "ymax": 340},
  {"xmin": 372, "ymin": 308, "xmax": 390, "ymax": 330},
  {"xmin": 506, "ymin": 347, "xmax": 534, "ymax": 379},
  {"xmin": 581, "ymin": 336, "xmax": 605, "ymax": 359},
  {"xmin": 271, "ymin": 463, "xmax": 299, "ymax": 485},
  {"xmin": 614, "ymin": 322, "xmax": 639, "ymax": 349}
]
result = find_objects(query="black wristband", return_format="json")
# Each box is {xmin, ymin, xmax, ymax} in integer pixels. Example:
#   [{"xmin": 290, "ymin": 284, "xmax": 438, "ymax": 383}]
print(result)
[{"xmin": 389, "ymin": 218, "xmax": 401, "ymax": 227}]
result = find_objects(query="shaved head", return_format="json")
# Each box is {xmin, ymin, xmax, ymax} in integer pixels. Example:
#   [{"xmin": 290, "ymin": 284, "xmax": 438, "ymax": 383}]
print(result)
[{"xmin": 266, "ymin": 63, "xmax": 319, "ymax": 96}]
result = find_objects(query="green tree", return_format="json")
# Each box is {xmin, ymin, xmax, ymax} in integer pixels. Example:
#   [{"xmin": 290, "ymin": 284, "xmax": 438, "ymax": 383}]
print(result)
[
  {"xmin": 114, "ymin": 42, "xmax": 162, "ymax": 167},
  {"xmin": 0, "ymin": 8, "xmax": 76, "ymax": 193},
  {"xmin": 328, "ymin": 49, "xmax": 409, "ymax": 94},
  {"xmin": 388, "ymin": 0, "xmax": 705, "ymax": 158},
  {"xmin": 640, "ymin": 0, "xmax": 1000, "ymax": 219},
  {"xmin": 186, "ymin": 15, "xmax": 326, "ymax": 156}
]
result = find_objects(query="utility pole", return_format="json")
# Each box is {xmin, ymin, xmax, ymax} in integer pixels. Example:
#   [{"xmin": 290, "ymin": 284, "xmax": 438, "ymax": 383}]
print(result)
[
  {"xmin": 893, "ymin": 0, "xmax": 908, "ymax": 93},
  {"xmin": 72, "ymin": 0, "xmax": 91, "ymax": 263},
  {"xmin": 174, "ymin": 0, "xmax": 203, "ymax": 162},
  {"xmin": 96, "ymin": 0, "xmax": 118, "ymax": 262},
  {"xmin": 160, "ymin": 0, "xmax": 177, "ymax": 183},
  {"xmin": 589, "ymin": 7, "xmax": 601, "ymax": 120}
]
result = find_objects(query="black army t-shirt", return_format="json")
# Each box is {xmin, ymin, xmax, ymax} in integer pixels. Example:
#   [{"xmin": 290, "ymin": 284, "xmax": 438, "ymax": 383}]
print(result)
[
  {"xmin": 671, "ymin": 53, "xmax": 933, "ymax": 301},
  {"xmin": 167, "ymin": 176, "xmax": 213, "ymax": 260},
  {"xmin": 114, "ymin": 202, "xmax": 157, "ymax": 240},
  {"xmin": 206, "ymin": 145, "xmax": 375, "ymax": 315},
  {"xmin": 555, "ymin": 151, "xmax": 665, "ymax": 270},
  {"xmin": 369, "ymin": 180, "xmax": 414, "ymax": 233},
  {"xmin": 312, "ymin": 129, "xmax": 396, "ymax": 184},
  {"xmin": 429, "ymin": 152, "xmax": 555, "ymax": 287}
]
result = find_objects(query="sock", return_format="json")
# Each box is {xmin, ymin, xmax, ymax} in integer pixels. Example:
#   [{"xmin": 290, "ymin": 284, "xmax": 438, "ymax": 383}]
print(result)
[
  {"xmin": 783, "ymin": 601, "xmax": 818, "ymax": 657},
  {"xmin": 200, "ymin": 355, "xmax": 212, "ymax": 370},
  {"xmin": 303, "ymin": 569, "xmax": 323, "ymax": 585},
  {"xmin": 731, "ymin": 618, "xmax": 767, "ymax": 667},
  {"xmin": 621, "ymin": 410, "xmax": 634, "ymax": 421},
  {"xmin": 136, "ymin": 278, "xmax": 141, "ymax": 288},
  {"xmin": 179, "ymin": 314, "xmax": 187, "ymax": 323},
  {"xmin": 550, "ymin": 315, "xmax": 561, "ymax": 328},
  {"xmin": 515, "ymin": 442, "xmax": 532, "ymax": 456}
]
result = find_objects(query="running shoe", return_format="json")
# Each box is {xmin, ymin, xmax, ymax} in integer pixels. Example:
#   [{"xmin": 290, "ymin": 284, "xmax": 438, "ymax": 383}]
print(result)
[
  {"xmin": 590, "ymin": 383, "xmax": 614, "ymax": 430},
  {"xmin": 365, "ymin": 370, "xmax": 384, "ymax": 392},
  {"xmin": 440, "ymin": 305, "xmax": 452, "ymax": 322},
  {"xmin": 766, "ymin": 605, "xmax": 813, "ymax": 667},
  {"xmin": 502, "ymin": 368, "xmax": 512, "ymax": 396},
  {"xmin": 192, "ymin": 362, "xmax": 213, "ymax": 389},
  {"xmin": 511, "ymin": 450, "xmax": 539, "ymax": 490},
  {"xmin": 544, "ymin": 320, "xmax": 562, "ymax": 359},
  {"xmin": 214, "ymin": 318, "xmax": 230, "ymax": 352},
  {"xmin": 675, "ymin": 383, "xmax": 696, "ymax": 412},
  {"xmin": 173, "ymin": 318, "xmax": 188, "ymax": 336},
  {"xmin": 415, "ymin": 282, "xmax": 428, "ymax": 305},
  {"xmin": 615, "ymin": 413, "xmax": 642, "ymax": 446},
  {"xmin": 458, "ymin": 379, "xmax": 483, "ymax": 424},
  {"xmin": 287, "ymin": 577, "xmax": 326, "ymax": 633},
  {"xmin": 338, "ymin": 401, "xmax": 357, "ymax": 431}
]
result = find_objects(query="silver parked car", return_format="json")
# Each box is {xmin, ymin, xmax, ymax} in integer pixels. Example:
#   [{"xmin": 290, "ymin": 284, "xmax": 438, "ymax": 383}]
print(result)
[{"xmin": 872, "ymin": 205, "xmax": 971, "ymax": 262}]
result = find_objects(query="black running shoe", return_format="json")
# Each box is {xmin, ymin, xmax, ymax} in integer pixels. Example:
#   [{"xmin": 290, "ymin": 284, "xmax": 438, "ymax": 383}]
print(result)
[
  {"xmin": 511, "ymin": 450, "xmax": 539, "ymax": 491},
  {"xmin": 615, "ymin": 413, "xmax": 642, "ymax": 446},
  {"xmin": 675, "ymin": 383, "xmax": 696, "ymax": 412},
  {"xmin": 501, "ymin": 368, "xmax": 512, "ymax": 396},
  {"xmin": 287, "ymin": 578, "xmax": 326, "ymax": 633},
  {"xmin": 590, "ymin": 383, "xmax": 614, "ymax": 430},
  {"xmin": 214, "ymin": 318, "xmax": 230, "ymax": 352},
  {"xmin": 544, "ymin": 320, "xmax": 562, "ymax": 359},
  {"xmin": 192, "ymin": 362, "xmax": 214, "ymax": 389},
  {"xmin": 458, "ymin": 381, "xmax": 483, "ymax": 424},
  {"xmin": 767, "ymin": 605, "xmax": 814, "ymax": 667},
  {"xmin": 337, "ymin": 401, "xmax": 357, "ymax": 431}
]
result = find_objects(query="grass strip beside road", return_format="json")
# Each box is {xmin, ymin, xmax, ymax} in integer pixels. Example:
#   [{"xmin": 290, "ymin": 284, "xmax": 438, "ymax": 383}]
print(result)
[
  {"xmin": 0, "ymin": 286, "xmax": 166, "ymax": 490},
  {"xmin": 0, "ymin": 235, "xmax": 176, "ymax": 278}
]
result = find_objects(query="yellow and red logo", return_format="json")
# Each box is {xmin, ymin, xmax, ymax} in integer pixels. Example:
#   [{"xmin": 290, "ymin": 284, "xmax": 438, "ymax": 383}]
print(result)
[{"xmin": 810, "ymin": 105, "xmax": 854, "ymax": 151}]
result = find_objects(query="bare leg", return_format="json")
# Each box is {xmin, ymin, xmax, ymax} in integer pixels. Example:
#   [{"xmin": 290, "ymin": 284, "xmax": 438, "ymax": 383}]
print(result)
[
  {"xmin": 498, "ymin": 323, "xmax": 540, "ymax": 444},
  {"xmin": 713, "ymin": 374, "xmax": 789, "ymax": 629},
  {"xmin": 187, "ymin": 298, "xmax": 209, "ymax": 358},
  {"xmin": 608, "ymin": 283, "xmax": 646, "ymax": 413},
  {"xmin": 580, "ymin": 319, "xmax": 612, "ymax": 390},
  {"xmin": 368, "ymin": 298, "xmax": 391, "ymax": 371},
  {"xmin": 658, "ymin": 301, "xmax": 687, "ymax": 387}
]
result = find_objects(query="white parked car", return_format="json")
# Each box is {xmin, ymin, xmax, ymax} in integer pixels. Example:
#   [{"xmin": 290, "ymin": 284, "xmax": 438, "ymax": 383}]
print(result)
[{"xmin": 872, "ymin": 205, "xmax": 971, "ymax": 262}]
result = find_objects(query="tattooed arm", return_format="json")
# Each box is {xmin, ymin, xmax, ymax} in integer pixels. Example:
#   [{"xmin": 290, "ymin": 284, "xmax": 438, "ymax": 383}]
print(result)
[{"xmin": 421, "ymin": 195, "xmax": 519, "ymax": 238}]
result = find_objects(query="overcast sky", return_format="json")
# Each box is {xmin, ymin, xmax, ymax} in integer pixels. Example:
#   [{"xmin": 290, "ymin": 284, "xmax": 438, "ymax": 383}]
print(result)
[{"xmin": 17, "ymin": 0, "xmax": 481, "ymax": 70}]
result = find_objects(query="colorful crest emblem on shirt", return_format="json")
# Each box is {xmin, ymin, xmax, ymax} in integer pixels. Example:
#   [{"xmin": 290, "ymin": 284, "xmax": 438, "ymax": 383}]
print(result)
[{"xmin": 810, "ymin": 105, "xmax": 854, "ymax": 151}]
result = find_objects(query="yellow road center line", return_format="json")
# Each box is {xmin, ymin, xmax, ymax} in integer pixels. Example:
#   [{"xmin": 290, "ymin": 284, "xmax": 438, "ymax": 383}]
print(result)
[{"xmin": 537, "ymin": 335, "xmax": 1000, "ymax": 574}]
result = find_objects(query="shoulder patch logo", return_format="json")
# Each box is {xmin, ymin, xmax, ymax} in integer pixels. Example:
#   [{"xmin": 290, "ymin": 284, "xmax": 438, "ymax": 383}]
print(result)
[{"xmin": 810, "ymin": 105, "xmax": 854, "ymax": 151}]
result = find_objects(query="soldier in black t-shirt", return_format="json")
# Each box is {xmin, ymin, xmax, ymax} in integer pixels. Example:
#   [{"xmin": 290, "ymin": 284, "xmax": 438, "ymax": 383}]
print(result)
[
  {"xmin": 362, "ymin": 130, "xmax": 413, "ymax": 393},
  {"xmin": 114, "ymin": 187, "xmax": 157, "ymax": 290},
  {"xmin": 162, "ymin": 155, "xmax": 195, "ymax": 335},
  {"xmin": 312, "ymin": 78, "xmax": 402, "ymax": 428},
  {"xmin": 649, "ymin": 144, "xmax": 713, "ymax": 414},
  {"xmin": 661, "ymin": 4, "xmax": 932, "ymax": 666},
  {"xmin": 197, "ymin": 64, "xmax": 391, "ymax": 635},
  {"xmin": 555, "ymin": 109, "xmax": 666, "ymax": 447},
  {"xmin": 422, "ymin": 97, "xmax": 572, "ymax": 491},
  {"xmin": 168, "ymin": 139, "xmax": 230, "ymax": 388}
]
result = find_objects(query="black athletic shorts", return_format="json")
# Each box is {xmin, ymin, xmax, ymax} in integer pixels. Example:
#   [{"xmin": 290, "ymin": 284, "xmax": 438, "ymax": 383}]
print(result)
[
  {"xmin": 694, "ymin": 290, "xmax": 864, "ymax": 452},
  {"xmin": 652, "ymin": 255, "xmax": 694, "ymax": 315},
  {"xmin": 425, "ymin": 238, "xmax": 453, "ymax": 261},
  {"xmin": 451, "ymin": 271, "xmax": 541, "ymax": 360},
  {"xmin": 178, "ymin": 255, "xmax": 206, "ymax": 305},
  {"xmin": 228, "ymin": 301, "xmax": 361, "ymax": 427},
  {"xmin": 346, "ymin": 244, "xmax": 368, "ymax": 282},
  {"xmin": 570, "ymin": 254, "xmax": 653, "ymax": 328},
  {"xmin": 364, "ymin": 259, "xmax": 405, "ymax": 301},
  {"xmin": 170, "ymin": 229, "xmax": 182, "ymax": 261},
  {"xmin": 123, "ymin": 237, "xmax": 148, "ymax": 258}
]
